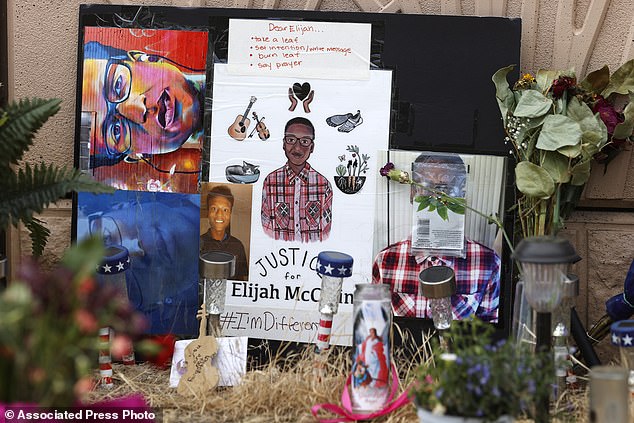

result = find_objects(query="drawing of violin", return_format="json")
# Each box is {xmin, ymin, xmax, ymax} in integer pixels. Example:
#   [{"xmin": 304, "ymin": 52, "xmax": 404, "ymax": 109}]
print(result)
[
  {"xmin": 228, "ymin": 96, "xmax": 257, "ymax": 141},
  {"xmin": 250, "ymin": 112, "xmax": 270, "ymax": 140}
]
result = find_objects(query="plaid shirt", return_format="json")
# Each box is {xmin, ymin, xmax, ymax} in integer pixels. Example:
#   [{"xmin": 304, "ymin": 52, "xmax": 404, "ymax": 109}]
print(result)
[
  {"xmin": 372, "ymin": 238, "xmax": 500, "ymax": 322},
  {"xmin": 261, "ymin": 163, "xmax": 333, "ymax": 242}
]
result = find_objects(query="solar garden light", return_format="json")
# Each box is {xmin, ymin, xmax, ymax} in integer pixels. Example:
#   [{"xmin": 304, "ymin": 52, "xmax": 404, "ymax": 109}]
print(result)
[
  {"xmin": 611, "ymin": 320, "xmax": 634, "ymax": 393},
  {"xmin": 552, "ymin": 274, "xmax": 579, "ymax": 398},
  {"xmin": 315, "ymin": 251, "xmax": 354, "ymax": 353},
  {"xmin": 95, "ymin": 245, "xmax": 134, "ymax": 388},
  {"xmin": 199, "ymin": 251, "xmax": 235, "ymax": 337},
  {"xmin": 419, "ymin": 266, "xmax": 456, "ymax": 350},
  {"xmin": 512, "ymin": 236, "xmax": 580, "ymax": 423}
]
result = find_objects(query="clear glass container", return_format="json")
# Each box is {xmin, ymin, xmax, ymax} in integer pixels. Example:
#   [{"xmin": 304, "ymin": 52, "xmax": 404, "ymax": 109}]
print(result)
[{"xmin": 351, "ymin": 283, "xmax": 392, "ymax": 414}]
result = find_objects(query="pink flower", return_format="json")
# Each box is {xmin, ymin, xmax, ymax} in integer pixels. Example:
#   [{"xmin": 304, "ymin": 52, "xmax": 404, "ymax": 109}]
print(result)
[
  {"xmin": 74, "ymin": 309, "xmax": 98, "ymax": 334},
  {"xmin": 111, "ymin": 334, "xmax": 134, "ymax": 360}
]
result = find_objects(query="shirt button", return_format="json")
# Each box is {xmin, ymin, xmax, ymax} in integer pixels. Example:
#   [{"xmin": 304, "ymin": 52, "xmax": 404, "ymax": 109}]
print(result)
[{"xmin": 295, "ymin": 201, "xmax": 298, "ymax": 204}]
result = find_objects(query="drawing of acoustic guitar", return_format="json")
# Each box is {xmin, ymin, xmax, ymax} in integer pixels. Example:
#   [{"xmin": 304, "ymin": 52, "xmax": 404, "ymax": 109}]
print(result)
[{"xmin": 228, "ymin": 96, "xmax": 257, "ymax": 141}]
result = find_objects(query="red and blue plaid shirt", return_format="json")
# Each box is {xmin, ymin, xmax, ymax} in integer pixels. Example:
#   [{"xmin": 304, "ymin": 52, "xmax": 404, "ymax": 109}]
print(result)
[
  {"xmin": 261, "ymin": 163, "xmax": 333, "ymax": 242},
  {"xmin": 372, "ymin": 238, "xmax": 500, "ymax": 322}
]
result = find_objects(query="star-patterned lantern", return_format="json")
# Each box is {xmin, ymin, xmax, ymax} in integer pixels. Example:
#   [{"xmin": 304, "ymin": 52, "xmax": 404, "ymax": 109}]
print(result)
[
  {"xmin": 611, "ymin": 320, "xmax": 634, "ymax": 392},
  {"xmin": 95, "ymin": 245, "xmax": 131, "ymax": 297},
  {"xmin": 95, "ymin": 245, "xmax": 135, "ymax": 381},
  {"xmin": 314, "ymin": 251, "xmax": 353, "ymax": 353}
]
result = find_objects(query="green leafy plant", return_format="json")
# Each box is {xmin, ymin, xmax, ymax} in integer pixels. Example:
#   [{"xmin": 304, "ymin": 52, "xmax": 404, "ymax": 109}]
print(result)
[
  {"xmin": 0, "ymin": 98, "xmax": 113, "ymax": 255},
  {"xmin": 0, "ymin": 237, "xmax": 149, "ymax": 406},
  {"xmin": 412, "ymin": 318, "xmax": 554, "ymax": 421},
  {"xmin": 492, "ymin": 61, "xmax": 634, "ymax": 237}
]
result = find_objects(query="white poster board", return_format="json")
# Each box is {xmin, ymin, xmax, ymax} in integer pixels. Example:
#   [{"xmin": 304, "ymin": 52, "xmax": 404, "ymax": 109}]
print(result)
[
  {"xmin": 208, "ymin": 64, "xmax": 392, "ymax": 345},
  {"xmin": 227, "ymin": 19, "xmax": 371, "ymax": 79}
]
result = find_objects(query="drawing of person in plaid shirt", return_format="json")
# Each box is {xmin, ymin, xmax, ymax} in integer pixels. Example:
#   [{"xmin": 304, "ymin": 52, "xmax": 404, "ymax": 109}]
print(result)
[
  {"xmin": 261, "ymin": 117, "xmax": 333, "ymax": 242},
  {"xmin": 372, "ymin": 153, "xmax": 500, "ymax": 322}
]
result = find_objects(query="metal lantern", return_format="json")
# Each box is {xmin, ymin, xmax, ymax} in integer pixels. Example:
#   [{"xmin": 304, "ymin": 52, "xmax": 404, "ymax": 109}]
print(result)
[
  {"xmin": 512, "ymin": 236, "xmax": 580, "ymax": 423},
  {"xmin": 419, "ymin": 266, "xmax": 456, "ymax": 331},
  {"xmin": 199, "ymin": 251, "xmax": 236, "ymax": 336}
]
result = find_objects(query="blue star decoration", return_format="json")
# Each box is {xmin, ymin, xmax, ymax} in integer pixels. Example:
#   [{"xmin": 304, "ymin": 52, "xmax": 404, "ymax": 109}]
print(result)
[{"xmin": 315, "ymin": 252, "xmax": 353, "ymax": 278}]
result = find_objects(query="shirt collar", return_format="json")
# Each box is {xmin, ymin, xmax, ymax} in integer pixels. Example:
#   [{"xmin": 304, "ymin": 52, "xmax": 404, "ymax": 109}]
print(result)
[
  {"xmin": 407, "ymin": 239, "xmax": 456, "ymax": 267},
  {"xmin": 284, "ymin": 162, "xmax": 312, "ymax": 183}
]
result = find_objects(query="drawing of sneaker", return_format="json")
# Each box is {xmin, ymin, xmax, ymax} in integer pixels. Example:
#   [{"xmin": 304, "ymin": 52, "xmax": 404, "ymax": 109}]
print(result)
[
  {"xmin": 326, "ymin": 112, "xmax": 353, "ymax": 127},
  {"xmin": 337, "ymin": 110, "xmax": 363, "ymax": 133}
]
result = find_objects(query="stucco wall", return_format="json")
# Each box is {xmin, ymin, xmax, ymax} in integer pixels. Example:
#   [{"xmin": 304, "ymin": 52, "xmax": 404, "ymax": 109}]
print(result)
[{"xmin": 7, "ymin": 0, "xmax": 634, "ymax": 358}]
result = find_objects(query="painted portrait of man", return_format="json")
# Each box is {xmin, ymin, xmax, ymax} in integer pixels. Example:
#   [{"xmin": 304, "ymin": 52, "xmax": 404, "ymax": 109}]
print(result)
[
  {"xmin": 261, "ymin": 117, "xmax": 333, "ymax": 242},
  {"xmin": 80, "ymin": 28, "xmax": 208, "ymax": 193}
]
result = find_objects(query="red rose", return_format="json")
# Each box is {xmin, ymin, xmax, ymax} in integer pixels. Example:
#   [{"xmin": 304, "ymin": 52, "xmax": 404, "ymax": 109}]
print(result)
[
  {"xmin": 592, "ymin": 96, "xmax": 623, "ymax": 135},
  {"xmin": 551, "ymin": 76, "xmax": 576, "ymax": 99}
]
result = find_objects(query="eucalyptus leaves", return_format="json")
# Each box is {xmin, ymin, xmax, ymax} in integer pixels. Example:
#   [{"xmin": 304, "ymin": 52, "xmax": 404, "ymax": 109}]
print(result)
[{"xmin": 493, "ymin": 61, "xmax": 634, "ymax": 236}]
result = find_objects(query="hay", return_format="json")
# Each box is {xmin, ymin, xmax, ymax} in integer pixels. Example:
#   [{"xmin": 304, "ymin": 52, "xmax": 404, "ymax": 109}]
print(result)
[
  {"xmin": 85, "ymin": 344, "xmax": 420, "ymax": 423},
  {"xmin": 85, "ymin": 330, "xmax": 594, "ymax": 422}
]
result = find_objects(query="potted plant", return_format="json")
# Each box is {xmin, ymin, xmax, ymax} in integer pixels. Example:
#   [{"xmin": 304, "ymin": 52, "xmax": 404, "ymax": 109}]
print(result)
[
  {"xmin": 411, "ymin": 319, "xmax": 554, "ymax": 422},
  {"xmin": 0, "ymin": 97, "xmax": 153, "ymax": 407}
]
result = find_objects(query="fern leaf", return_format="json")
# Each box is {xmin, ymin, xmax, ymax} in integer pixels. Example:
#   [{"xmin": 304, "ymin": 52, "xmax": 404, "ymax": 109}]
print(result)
[
  {"xmin": 0, "ymin": 163, "xmax": 113, "ymax": 229},
  {"xmin": 0, "ymin": 98, "xmax": 61, "ymax": 166},
  {"xmin": 23, "ymin": 217, "xmax": 51, "ymax": 256}
]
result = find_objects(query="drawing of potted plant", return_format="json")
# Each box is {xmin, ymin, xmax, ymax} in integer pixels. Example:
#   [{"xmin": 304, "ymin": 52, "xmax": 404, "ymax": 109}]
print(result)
[{"xmin": 334, "ymin": 145, "xmax": 369, "ymax": 194}]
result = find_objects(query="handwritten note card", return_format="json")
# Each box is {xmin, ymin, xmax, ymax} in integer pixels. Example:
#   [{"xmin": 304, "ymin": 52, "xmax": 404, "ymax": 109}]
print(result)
[{"xmin": 227, "ymin": 19, "xmax": 371, "ymax": 79}]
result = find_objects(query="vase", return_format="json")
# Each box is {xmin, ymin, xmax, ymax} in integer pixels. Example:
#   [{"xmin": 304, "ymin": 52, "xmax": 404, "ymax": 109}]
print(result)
[{"xmin": 416, "ymin": 407, "xmax": 514, "ymax": 423}]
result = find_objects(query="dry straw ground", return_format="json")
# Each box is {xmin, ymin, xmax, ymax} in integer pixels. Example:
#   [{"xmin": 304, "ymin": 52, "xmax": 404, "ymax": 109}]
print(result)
[{"xmin": 85, "ymin": 332, "xmax": 592, "ymax": 422}]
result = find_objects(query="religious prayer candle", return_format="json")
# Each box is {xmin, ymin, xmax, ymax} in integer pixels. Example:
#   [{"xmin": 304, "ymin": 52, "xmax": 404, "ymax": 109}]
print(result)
[{"xmin": 350, "ymin": 283, "xmax": 392, "ymax": 413}]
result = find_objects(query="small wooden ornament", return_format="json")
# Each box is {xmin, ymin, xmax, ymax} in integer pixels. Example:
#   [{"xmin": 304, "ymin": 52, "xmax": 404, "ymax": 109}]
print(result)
[{"xmin": 177, "ymin": 305, "xmax": 219, "ymax": 397}]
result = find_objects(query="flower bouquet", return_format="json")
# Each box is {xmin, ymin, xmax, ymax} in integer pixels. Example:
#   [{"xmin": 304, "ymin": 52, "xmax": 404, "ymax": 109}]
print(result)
[
  {"xmin": 0, "ymin": 238, "xmax": 149, "ymax": 407},
  {"xmin": 411, "ymin": 318, "xmax": 554, "ymax": 422},
  {"xmin": 492, "ymin": 60, "xmax": 634, "ymax": 237}
]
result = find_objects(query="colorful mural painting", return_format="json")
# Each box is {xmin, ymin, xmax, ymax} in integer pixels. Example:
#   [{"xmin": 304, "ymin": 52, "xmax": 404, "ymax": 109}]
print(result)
[{"xmin": 80, "ymin": 28, "xmax": 208, "ymax": 194}]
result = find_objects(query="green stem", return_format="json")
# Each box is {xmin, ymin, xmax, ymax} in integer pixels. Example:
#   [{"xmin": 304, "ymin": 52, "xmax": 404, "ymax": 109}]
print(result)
[
  {"xmin": 432, "ymin": 188, "xmax": 515, "ymax": 255},
  {"xmin": 553, "ymin": 184, "xmax": 561, "ymax": 235}
]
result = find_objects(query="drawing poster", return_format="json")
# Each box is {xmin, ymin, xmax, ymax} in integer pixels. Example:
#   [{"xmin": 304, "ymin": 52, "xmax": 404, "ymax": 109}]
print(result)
[
  {"xmin": 79, "ymin": 27, "xmax": 208, "ymax": 194},
  {"xmin": 208, "ymin": 64, "xmax": 392, "ymax": 345}
]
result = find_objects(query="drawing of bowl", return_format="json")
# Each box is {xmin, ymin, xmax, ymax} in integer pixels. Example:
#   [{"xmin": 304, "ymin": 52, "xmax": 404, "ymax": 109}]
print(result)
[
  {"xmin": 334, "ymin": 176, "xmax": 366, "ymax": 194},
  {"xmin": 225, "ymin": 165, "xmax": 260, "ymax": 184}
]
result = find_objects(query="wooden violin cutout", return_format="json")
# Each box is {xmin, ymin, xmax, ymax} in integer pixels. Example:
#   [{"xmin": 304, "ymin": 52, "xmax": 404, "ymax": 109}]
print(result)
[
  {"xmin": 228, "ymin": 96, "xmax": 257, "ymax": 141},
  {"xmin": 177, "ymin": 304, "xmax": 219, "ymax": 397},
  {"xmin": 249, "ymin": 112, "xmax": 270, "ymax": 140}
]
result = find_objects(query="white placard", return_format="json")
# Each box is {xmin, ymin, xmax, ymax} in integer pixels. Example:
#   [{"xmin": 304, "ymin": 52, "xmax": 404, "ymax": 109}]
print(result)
[
  {"xmin": 228, "ymin": 19, "xmax": 371, "ymax": 79},
  {"xmin": 208, "ymin": 64, "xmax": 392, "ymax": 345},
  {"xmin": 169, "ymin": 337, "xmax": 248, "ymax": 388}
]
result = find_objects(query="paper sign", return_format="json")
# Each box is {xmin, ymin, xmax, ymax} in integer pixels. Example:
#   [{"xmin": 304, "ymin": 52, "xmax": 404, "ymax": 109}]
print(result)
[
  {"xmin": 207, "ymin": 65, "xmax": 392, "ymax": 345},
  {"xmin": 227, "ymin": 19, "xmax": 371, "ymax": 79},
  {"xmin": 219, "ymin": 307, "xmax": 351, "ymax": 345},
  {"xmin": 170, "ymin": 337, "xmax": 248, "ymax": 388}
]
